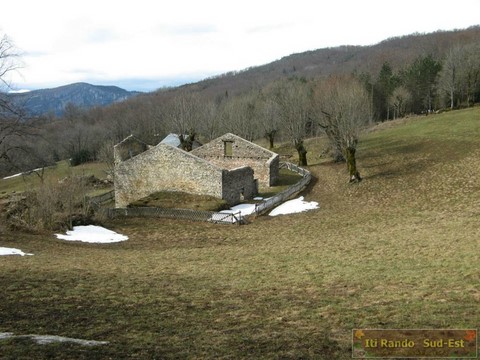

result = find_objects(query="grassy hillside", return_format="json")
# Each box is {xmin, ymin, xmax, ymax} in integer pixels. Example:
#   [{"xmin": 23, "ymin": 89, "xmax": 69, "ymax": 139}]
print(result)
[
  {"xmin": 0, "ymin": 160, "xmax": 111, "ymax": 198},
  {"xmin": 0, "ymin": 108, "xmax": 479, "ymax": 359}
]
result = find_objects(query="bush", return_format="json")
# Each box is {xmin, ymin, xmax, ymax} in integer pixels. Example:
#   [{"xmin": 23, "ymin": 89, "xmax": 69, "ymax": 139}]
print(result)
[
  {"xmin": 5, "ymin": 177, "xmax": 93, "ymax": 232},
  {"xmin": 70, "ymin": 149, "xmax": 93, "ymax": 166}
]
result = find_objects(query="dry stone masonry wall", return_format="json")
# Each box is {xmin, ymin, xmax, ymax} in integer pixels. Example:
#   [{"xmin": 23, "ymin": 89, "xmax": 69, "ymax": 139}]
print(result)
[
  {"xmin": 115, "ymin": 144, "xmax": 224, "ymax": 208},
  {"xmin": 222, "ymin": 167, "xmax": 257, "ymax": 205},
  {"xmin": 191, "ymin": 133, "xmax": 279, "ymax": 187}
]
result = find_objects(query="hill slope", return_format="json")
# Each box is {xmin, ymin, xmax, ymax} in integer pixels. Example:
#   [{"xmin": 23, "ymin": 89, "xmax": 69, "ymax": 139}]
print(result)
[
  {"xmin": 1, "ymin": 108, "xmax": 479, "ymax": 358},
  {"xmin": 8, "ymin": 82, "xmax": 139, "ymax": 117},
  {"xmin": 183, "ymin": 26, "xmax": 480, "ymax": 97}
]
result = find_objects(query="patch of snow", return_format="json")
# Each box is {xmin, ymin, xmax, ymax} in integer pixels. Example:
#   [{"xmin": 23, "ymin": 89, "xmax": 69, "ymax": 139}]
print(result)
[
  {"xmin": 2, "ymin": 172, "xmax": 23, "ymax": 180},
  {"xmin": 208, "ymin": 196, "xmax": 318, "ymax": 223},
  {"xmin": 55, "ymin": 225, "xmax": 128, "ymax": 243},
  {"xmin": 8, "ymin": 89, "xmax": 31, "ymax": 94},
  {"xmin": 269, "ymin": 196, "xmax": 319, "ymax": 217},
  {"xmin": 253, "ymin": 197, "xmax": 263, "ymax": 201},
  {"xmin": 0, "ymin": 332, "xmax": 108, "ymax": 346},
  {"xmin": 0, "ymin": 247, "xmax": 33, "ymax": 256},
  {"xmin": 209, "ymin": 203, "xmax": 257, "ymax": 223},
  {"xmin": 221, "ymin": 203, "xmax": 257, "ymax": 216}
]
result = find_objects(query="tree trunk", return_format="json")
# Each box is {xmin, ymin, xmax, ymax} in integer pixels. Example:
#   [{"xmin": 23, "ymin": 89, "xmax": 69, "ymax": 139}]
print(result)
[
  {"xmin": 179, "ymin": 130, "xmax": 196, "ymax": 152},
  {"xmin": 345, "ymin": 146, "xmax": 361, "ymax": 183},
  {"xmin": 295, "ymin": 140, "xmax": 308, "ymax": 166},
  {"xmin": 269, "ymin": 136, "xmax": 274, "ymax": 149},
  {"xmin": 265, "ymin": 130, "xmax": 276, "ymax": 149}
]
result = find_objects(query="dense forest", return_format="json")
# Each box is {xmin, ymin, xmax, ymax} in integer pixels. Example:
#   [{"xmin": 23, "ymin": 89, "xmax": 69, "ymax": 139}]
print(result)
[{"xmin": 1, "ymin": 26, "xmax": 480, "ymax": 177}]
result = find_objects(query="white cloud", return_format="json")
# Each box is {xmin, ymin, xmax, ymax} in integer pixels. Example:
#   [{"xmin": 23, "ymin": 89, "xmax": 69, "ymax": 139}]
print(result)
[{"xmin": 1, "ymin": 0, "xmax": 479, "ymax": 91}]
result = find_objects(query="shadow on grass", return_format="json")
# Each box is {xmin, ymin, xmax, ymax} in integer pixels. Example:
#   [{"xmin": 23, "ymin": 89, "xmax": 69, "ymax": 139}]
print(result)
[{"xmin": 300, "ymin": 172, "xmax": 318, "ymax": 197}]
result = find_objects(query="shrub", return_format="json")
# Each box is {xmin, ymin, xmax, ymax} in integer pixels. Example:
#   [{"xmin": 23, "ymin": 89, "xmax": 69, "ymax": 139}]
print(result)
[
  {"xmin": 70, "ymin": 149, "xmax": 93, "ymax": 166},
  {"xmin": 5, "ymin": 177, "xmax": 93, "ymax": 232}
]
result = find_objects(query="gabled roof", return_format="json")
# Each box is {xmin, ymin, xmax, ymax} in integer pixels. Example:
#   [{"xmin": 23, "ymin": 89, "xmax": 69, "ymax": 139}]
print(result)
[
  {"xmin": 114, "ymin": 134, "xmax": 149, "ymax": 148},
  {"xmin": 219, "ymin": 133, "xmax": 278, "ymax": 157},
  {"xmin": 192, "ymin": 133, "xmax": 278, "ymax": 160},
  {"xmin": 159, "ymin": 133, "xmax": 202, "ymax": 149},
  {"xmin": 160, "ymin": 133, "xmax": 182, "ymax": 147},
  {"xmin": 114, "ymin": 134, "xmax": 151, "ymax": 162}
]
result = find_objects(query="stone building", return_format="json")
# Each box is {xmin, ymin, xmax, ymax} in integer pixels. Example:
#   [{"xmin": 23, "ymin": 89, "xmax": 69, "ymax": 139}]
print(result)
[
  {"xmin": 113, "ymin": 133, "xmax": 279, "ymax": 208},
  {"xmin": 191, "ymin": 133, "xmax": 279, "ymax": 187}
]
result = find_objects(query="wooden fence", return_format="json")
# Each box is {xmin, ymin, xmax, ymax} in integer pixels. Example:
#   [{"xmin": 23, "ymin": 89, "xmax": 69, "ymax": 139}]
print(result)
[
  {"xmin": 253, "ymin": 162, "xmax": 312, "ymax": 215},
  {"xmin": 87, "ymin": 190, "xmax": 115, "ymax": 209}
]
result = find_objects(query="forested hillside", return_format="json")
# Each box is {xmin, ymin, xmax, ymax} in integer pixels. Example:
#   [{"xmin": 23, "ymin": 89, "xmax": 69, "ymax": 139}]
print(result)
[
  {"xmin": 8, "ymin": 82, "xmax": 139, "ymax": 117},
  {"xmin": 1, "ymin": 26, "xmax": 479, "ymax": 177}
]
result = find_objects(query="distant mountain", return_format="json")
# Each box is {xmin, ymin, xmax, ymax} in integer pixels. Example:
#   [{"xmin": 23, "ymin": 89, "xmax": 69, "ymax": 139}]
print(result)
[{"xmin": 8, "ymin": 82, "xmax": 140, "ymax": 117}]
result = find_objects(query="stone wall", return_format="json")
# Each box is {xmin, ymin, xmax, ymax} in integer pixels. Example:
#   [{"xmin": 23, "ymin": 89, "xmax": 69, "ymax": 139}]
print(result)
[
  {"xmin": 267, "ymin": 155, "xmax": 280, "ymax": 186},
  {"xmin": 115, "ymin": 144, "xmax": 224, "ymax": 208},
  {"xmin": 222, "ymin": 167, "xmax": 257, "ymax": 205},
  {"xmin": 191, "ymin": 133, "xmax": 279, "ymax": 187}
]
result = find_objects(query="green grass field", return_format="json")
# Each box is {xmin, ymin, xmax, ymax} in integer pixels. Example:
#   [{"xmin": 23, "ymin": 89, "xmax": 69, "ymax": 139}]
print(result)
[
  {"xmin": 0, "ymin": 160, "xmax": 111, "ymax": 199},
  {"xmin": 0, "ymin": 108, "xmax": 479, "ymax": 359}
]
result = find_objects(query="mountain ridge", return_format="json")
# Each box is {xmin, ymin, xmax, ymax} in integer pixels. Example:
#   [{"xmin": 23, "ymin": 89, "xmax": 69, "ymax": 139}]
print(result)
[{"xmin": 8, "ymin": 82, "xmax": 140, "ymax": 117}]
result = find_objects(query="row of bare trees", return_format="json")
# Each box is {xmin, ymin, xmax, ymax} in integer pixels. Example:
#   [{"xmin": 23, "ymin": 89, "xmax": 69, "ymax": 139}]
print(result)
[{"xmin": 150, "ymin": 75, "xmax": 372, "ymax": 181}]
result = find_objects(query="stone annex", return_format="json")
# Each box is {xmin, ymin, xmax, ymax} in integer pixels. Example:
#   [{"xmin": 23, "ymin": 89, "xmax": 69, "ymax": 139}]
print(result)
[{"xmin": 113, "ymin": 133, "xmax": 279, "ymax": 208}]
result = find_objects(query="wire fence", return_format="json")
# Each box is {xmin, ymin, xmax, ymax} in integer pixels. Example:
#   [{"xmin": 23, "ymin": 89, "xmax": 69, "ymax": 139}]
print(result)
[
  {"xmin": 100, "ymin": 207, "xmax": 244, "ymax": 224},
  {"xmin": 254, "ymin": 162, "xmax": 312, "ymax": 215}
]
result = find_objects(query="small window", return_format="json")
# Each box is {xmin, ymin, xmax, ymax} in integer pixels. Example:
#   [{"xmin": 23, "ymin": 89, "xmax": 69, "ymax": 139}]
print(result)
[{"xmin": 224, "ymin": 141, "xmax": 233, "ymax": 157}]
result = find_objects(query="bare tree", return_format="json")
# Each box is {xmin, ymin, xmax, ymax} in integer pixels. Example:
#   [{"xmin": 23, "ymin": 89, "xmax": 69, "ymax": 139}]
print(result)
[
  {"xmin": 97, "ymin": 138, "xmax": 116, "ymax": 180},
  {"xmin": 0, "ymin": 33, "xmax": 29, "ymax": 174},
  {"xmin": 219, "ymin": 92, "xmax": 260, "ymax": 142},
  {"xmin": 314, "ymin": 76, "xmax": 371, "ymax": 182},
  {"xmin": 461, "ymin": 44, "xmax": 480, "ymax": 106},
  {"xmin": 388, "ymin": 86, "xmax": 411, "ymax": 119},
  {"xmin": 258, "ymin": 87, "xmax": 281, "ymax": 149},
  {"xmin": 197, "ymin": 100, "xmax": 221, "ymax": 141},
  {"xmin": 0, "ymin": 34, "xmax": 21, "ymax": 90},
  {"xmin": 165, "ymin": 91, "xmax": 203, "ymax": 151},
  {"xmin": 438, "ymin": 46, "xmax": 464, "ymax": 109},
  {"xmin": 271, "ymin": 78, "xmax": 311, "ymax": 166}
]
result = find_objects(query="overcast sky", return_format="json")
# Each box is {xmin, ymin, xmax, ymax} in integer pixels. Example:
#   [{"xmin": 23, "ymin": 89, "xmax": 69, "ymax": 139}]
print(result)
[{"xmin": 1, "ymin": 0, "xmax": 479, "ymax": 92}]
